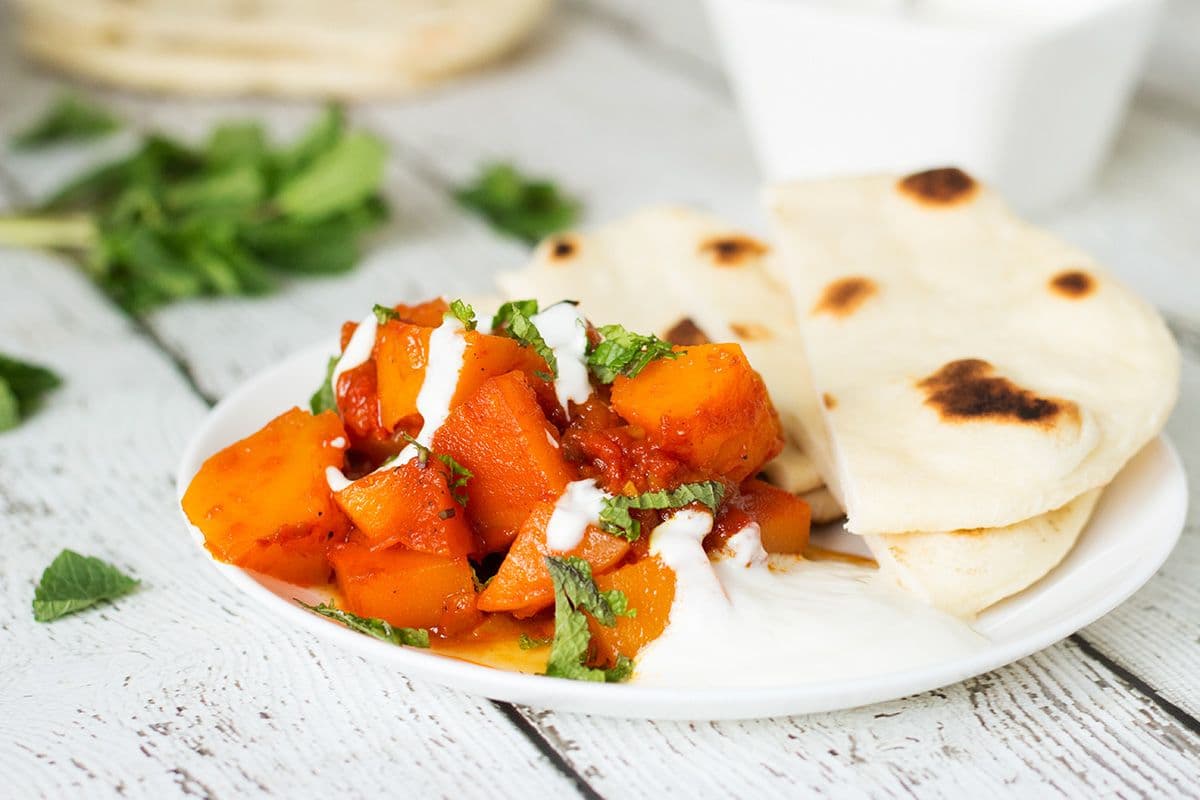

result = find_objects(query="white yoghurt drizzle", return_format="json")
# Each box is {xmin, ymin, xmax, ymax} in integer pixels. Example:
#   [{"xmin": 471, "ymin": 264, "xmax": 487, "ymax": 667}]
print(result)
[
  {"xmin": 329, "ymin": 312, "xmax": 378, "ymax": 396},
  {"xmin": 545, "ymin": 478, "xmax": 611, "ymax": 552},
  {"xmin": 530, "ymin": 302, "xmax": 592, "ymax": 415},
  {"xmin": 633, "ymin": 510, "xmax": 987, "ymax": 688},
  {"xmin": 325, "ymin": 312, "xmax": 468, "ymax": 491}
]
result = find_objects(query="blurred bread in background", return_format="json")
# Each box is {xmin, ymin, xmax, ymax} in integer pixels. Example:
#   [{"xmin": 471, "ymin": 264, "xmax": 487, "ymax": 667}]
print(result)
[{"xmin": 13, "ymin": 0, "xmax": 552, "ymax": 98}]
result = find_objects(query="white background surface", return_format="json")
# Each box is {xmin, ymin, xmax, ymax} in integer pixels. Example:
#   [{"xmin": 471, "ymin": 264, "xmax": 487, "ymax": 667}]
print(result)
[{"xmin": 1, "ymin": 0, "xmax": 1197, "ymax": 796}]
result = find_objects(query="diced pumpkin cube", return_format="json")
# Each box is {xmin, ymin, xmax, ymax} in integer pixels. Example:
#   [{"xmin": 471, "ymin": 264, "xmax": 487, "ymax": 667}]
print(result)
[
  {"xmin": 610, "ymin": 343, "xmax": 783, "ymax": 483},
  {"xmin": 393, "ymin": 298, "xmax": 450, "ymax": 328},
  {"xmin": 588, "ymin": 557, "xmax": 676, "ymax": 668},
  {"xmin": 237, "ymin": 528, "xmax": 346, "ymax": 585},
  {"xmin": 330, "ymin": 539, "xmax": 479, "ymax": 634},
  {"xmin": 374, "ymin": 321, "xmax": 430, "ymax": 432},
  {"xmin": 738, "ymin": 478, "xmax": 811, "ymax": 554},
  {"xmin": 433, "ymin": 372, "xmax": 575, "ymax": 551},
  {"xmin": 374, "ymin": 325, "xmax": 548, "ymax": 433},
  {"xmin": 477, "ymin": 502, "xmax": 630, "ymax": 616},
  {"xmin": 181, "ymin": 408, "xmax": 350, "ymax": 570},
  {"xmin": 333, "ymin": 459, "xmax": 475, "ymax": 557}
]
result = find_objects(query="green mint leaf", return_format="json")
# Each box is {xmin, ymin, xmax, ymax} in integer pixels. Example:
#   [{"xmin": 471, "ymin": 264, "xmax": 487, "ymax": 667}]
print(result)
[
  {"xmin": 33, "ymin": 550, "xmax": 140, "ymax": 622},
  {"xmin": 490, "ymin": 299, "xmax": 538, "ymax": 332},
  {"xmin": 455, "ymin": 163, "xmax": 580, "ymax": 245},
  {"xmin": 276, "ymin": 131, "xmax": 386, "ymax": 221},
  {"xmin": 543, "ymin": 556, "xmax": 634, "ymax": 683},
  {"xmin": 490, "ymin": 300, "xmax": 557, "ymax": 378},
  {"xmin": 437, "ymin": 454, "xmax": 474, "ymax": 506},
  {"xmin": 598, "ymin": 481, "xmax": 725, "ymax": 541},
  {"xmin": 373, "ymin": 303, "xmax": 402, "ymax": 325},
  {"xmin": 518, "ymin": 633, "xmax": 553, "ymax": 650},
  {"xmin": 12, "ymin": 94, "xmax": 120, "ymax": 150},
  {"xmin": 587, "ymin": 324, "xmax": 679, "ymax": 384},
  {"xmin": 0, "ymin": 353, "xmax": 62, "ymax": 430},
  {"xmin": 0, "ymin": 380, "xmax": 18, "ymax": 432},
  {"xmin": 400, "ymin": 433, "xmax": 474, "ymax": 506},
  {"xmin": 449, "ymin": 299, "xmax": 477, "ymax": 331},
  {"xmin": 297, "ymin": 600, "xmax": 430, "ymax": 647},
  {"xmin": 310, "ymin": 356, "xmax": 338, "ymax": 415}
]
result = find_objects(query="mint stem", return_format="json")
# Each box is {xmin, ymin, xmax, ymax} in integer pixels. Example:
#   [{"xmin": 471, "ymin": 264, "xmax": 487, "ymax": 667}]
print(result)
[{"xmin": 0, "ymin": 214, "xmax": 97, "ymax": 251}]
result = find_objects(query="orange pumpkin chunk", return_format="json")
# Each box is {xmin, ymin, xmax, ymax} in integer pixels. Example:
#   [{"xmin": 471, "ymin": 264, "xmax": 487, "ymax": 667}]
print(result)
[
  {"xmin": 375, "ymin": 325, "xmax": 548, "ymax": 433},
  {"xmin": 334, "ymin": 459, "xmax": 475, "ymax": 557},
  {"xmin": 588, "ymin": 557, "xmax": 676, "ymax": 668},
  {"xmin": 433, "ymin": 371, "xmax": 574, "ymax": 552},
  {"xmin": 478, "ymin": 502, "xmax": 630, "ymax": 616},
  {"xmin": 330, "ymin": 539, "xmax": 479, "ymax": 634},
  {"xmin": 182, "ymin": 408, "xmax": 349, "ymax": 573},
  {"xmin": 610, "ymin": 343, "xmax": 783, "ymax": 483},
  {"xmin": 738, "ymin": 478, "xmax": 811, "ymax": 554}
]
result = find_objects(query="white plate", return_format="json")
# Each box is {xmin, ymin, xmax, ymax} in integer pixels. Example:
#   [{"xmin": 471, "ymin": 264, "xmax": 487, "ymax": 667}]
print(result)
[{"xmin": 176, "ymin": 343, "xmax": 1188, "ymax": 720}]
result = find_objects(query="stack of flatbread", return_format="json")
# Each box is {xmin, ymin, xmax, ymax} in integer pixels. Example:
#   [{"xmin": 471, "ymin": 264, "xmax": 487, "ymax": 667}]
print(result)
[
  {"xmin": 14, "ymin": 0, "xmax": 551, "ymax": 98},
  {"xmin": 499, "ymin": 168, "xmax": 1179, "ymax": 617}
]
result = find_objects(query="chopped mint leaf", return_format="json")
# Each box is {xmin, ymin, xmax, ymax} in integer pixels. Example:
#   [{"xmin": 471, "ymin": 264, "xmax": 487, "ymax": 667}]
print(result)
[
  {"xmin": 543, "ymin": 556, "xmax": 634, "ymax": 682},
  {"xmin": 454, "ymin": 163, "xmax": 580, "ymax": 245},
  {"xmin": 309, "ymin": 355, "xmax": 338, "ymax": 415},
  {"xmin": 297, "ymin": 600, "xmax": 429, "ymax": 647},
  {"xmin": 491, "ymin": 299, "xmax": 557, "ymax": 379},
  {"xmin": 0, "ymin": 354, "xmax": 62, "ymax": 432},
  {"xmin": 518, "ymin": 633, "xmax": 553, "ymax": 650},
  {"xmin": 12, "ymin": 93, "xmax": 120, "ymax": 150},
  {"xmin": 400, "ymin": 433, "xmax": 474, "ymax": 506},
  {"xmin": 373, "ymin": 303, "xmax": 402, "ymax": 325},
  {"xmin": 449, "ymin": 299, "xmax": 477, "ymax": 331},
  {"xmin": 599, "ymin": 481, "xmax": 725, "ymax": 541},
  {"xmin": 33, "ymin": 550, "xmax": 140, "ymax": 622},
  {"xmin": 587, "ymin": 324, "xmax": 679, "ymax": 384}
]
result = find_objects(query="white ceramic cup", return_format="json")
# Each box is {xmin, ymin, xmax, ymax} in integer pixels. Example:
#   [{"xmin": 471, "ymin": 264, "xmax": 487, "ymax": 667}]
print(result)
[{"xmin": 705, "ymin": 0, "xmax": 1164, "ymax": 212}]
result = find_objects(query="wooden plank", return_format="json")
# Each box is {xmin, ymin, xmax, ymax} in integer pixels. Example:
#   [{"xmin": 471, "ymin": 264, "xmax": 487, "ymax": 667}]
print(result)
[
  {"xmin": 0, "ymin": 250, "xmax": 582, "ymax": 798},
  {"xmin": 524, "ymin": 641, "xmax": 1199, "ymax": 799}
]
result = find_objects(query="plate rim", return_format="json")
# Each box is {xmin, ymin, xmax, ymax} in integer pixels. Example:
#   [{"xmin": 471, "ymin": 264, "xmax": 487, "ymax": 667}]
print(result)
[{"xmin": 176, "ymin": 342, "xmax": 1189, "ymax": 720}]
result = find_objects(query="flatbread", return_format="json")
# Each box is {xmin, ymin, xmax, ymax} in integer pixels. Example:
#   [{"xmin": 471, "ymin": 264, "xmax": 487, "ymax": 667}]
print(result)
[
  {"xmin": 499, "ymin": 207, "xmax": 1116, "ymax": 616},
  {"xmin": 800, "ymin": 487, "xmax": 844, "ymax": 526},
  {"xmin": 866, "ymin": 489, "xmax": 1102, "ymax": 616},
  {"xmin": 15, "ymin": 0, "xmax": 550, "ymax": 97},
  {"xmin": 766, "ymin": 169, "xmax": 1179, "ymax": 535}
]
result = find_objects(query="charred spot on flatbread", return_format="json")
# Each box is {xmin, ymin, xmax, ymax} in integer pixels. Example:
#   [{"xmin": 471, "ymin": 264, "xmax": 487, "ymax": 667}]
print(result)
[
  {"xmin": 898, "ymin": 168, "xmax": 977, "ymax": 206},
  {"xmin": 548, "ymin": 237, "xmax": 578, "ymax": 261},
  {"xmin": 1049, "ymin": 269, "xmax": 1095, "ymax": 299},
  {"xmin": 812, "ymin": 276, "xmax": 877, "ymax": 317},
  {"xmin": 664, "ymin": 318, "xmax": 711, "ymax": 346},
  {"xmin": 822, "ymin": 393, "xmax": 837, "ymax": 410},
  {"xmin": 919, "ymin": 359, "xmax": 1072, "ymax": 426},
  {"xmin": 699, "ymin": 235, "xmax": 769, "ymax": 266},
  {"xmin": 731, "ymin": 322, "xmax": 772, "ymax": 341}
]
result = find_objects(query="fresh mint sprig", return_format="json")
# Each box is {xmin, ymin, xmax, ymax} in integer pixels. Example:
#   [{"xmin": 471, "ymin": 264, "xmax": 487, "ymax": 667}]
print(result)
[
  {"xmin": 297, "ymin": 600, "xmax": 430, "ymax": 647},
  {"xmin": 33, "ymin": 550, "xmax": 140, "ymax": 622},
  {"xmin": 544, "ymin": 556, "xmax": 635, "ymax": 682},
  {"xmin": 11, "ymin": 93, "xmax": 121, "ymax": 150},
  {"xmin": 587, "ymin": 324, "xmax": 679, "ymax": 383},
  {"xmin": 0, "ymin": 353, "xmax": 62, "ymax": 432},
  {"xmin": 0, "ymin": 104, "xmax": 388, "ymax": 314},
  {"xmin": 599, "ymin": 481, "xmax": 725, "ymax": 541},
  {"xmin": 455, "ymin": 163, "xmax": 580, "ymax": 245},
  {"xmin": 491, "ymin": 299, "xmax": 557, "ymax": 379}
]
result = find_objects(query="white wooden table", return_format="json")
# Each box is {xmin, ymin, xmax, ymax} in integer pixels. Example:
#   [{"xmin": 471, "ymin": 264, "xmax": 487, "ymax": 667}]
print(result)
[{"xmin": 2, "ymin": 2, "xmax": 1198, "ymax": 797}]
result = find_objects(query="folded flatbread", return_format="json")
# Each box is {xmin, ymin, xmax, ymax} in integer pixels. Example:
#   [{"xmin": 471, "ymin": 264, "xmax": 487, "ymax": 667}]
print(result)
[
  {"xmin": 766, "ymin": 169, "xmax": 1179, "ymax": 536},
  {"xmin": 499, "ymin": 207, "xmax": 1120, "ymax": 614}
]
